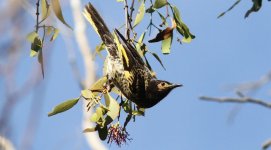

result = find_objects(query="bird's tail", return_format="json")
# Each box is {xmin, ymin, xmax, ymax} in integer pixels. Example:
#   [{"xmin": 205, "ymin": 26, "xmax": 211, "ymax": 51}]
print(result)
[{"xmin": 83, "ymin": 3, "xmax": 117, "ymax": 57}]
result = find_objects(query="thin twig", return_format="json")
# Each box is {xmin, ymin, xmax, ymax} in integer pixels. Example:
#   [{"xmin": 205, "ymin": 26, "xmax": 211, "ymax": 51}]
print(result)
[
  {"xmin": 35, "ymin": 0, "xmax": 40, "ymax": 33},
  {"xmin": 200, "ymin": 96, "xmax": 271, "ymax": 109},
  {"xmin": 124, "ymin": 0, "xmax": 130, "ymax": 39}
]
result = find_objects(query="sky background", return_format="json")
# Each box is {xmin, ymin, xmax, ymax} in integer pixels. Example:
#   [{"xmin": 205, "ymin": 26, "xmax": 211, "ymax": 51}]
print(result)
[{"xmin": 1, "ymin": 0, "xmax": 271, "ymax": 150}]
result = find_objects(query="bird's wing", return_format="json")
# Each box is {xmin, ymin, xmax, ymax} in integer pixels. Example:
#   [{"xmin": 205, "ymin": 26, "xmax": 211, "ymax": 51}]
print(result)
[{"xmin": 114, "ymin": 29, "xmax": 146, "ymax": 68}]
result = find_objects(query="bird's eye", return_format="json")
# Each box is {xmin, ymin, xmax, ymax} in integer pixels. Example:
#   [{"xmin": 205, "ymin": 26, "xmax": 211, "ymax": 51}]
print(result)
[{"xmin": 161, "ymin": 82, "xmax": 166, "ymax": 86}]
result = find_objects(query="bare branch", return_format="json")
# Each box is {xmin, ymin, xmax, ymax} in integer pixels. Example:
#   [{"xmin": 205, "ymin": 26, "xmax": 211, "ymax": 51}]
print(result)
[{"xmin": 200, "ymin": 96, "xmax": 271, "ymax": 109}]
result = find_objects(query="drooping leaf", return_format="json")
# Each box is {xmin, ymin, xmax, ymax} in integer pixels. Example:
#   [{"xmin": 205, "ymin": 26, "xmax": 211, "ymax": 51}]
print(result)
[
  {"xmin": 48, "ymin": 98, "xmax": 80, "ymax": 116},
  {"xmin": 90, "ymin": 107, "xmax": 105, "ymax": 122},
  {"xmin": 38, "ymin": 48, "xmax": 44, "ymax": 78},
  {"xmin": 97, "ymin": 126, "xmax": 108, "ymax": 141},
  {"xmin": 50, "ymin": 28, "xmax": 59, "ymax": 41},
  {"xmin": 153, "ymin": 0, "xmax": 168, "ymax": 9},
  {"xmin": 123, "ymin": 114, "xmax": 132, "ymax": 129},
  {"xmin": 133, "ymin": 2, "xmax": 145, "ymax": 27},
  {"xmin": 27, "ymin": 31, "xmax": 39, "ymax": 43},
  {"xmin": 135, "ymin": 31, "xmax": 146, "ymax": 57},
  {"xmin": 51, "ymin": 0, "xmax": 72, "ymax": 29},
  {"xmin": 90, "ymin": 76, "xmax": 107, "ymax": 91},
  {"xmin": 41, "ymin": 0, "xmax": 50, "ymax": 20},
  {"xmin": 146, "ymin": 6, "xmax": 156, "ymax": 13},
  {"xmin": 83, "ymin": 127, "xmax": 97, "ymax": 133},
  {"xmin": 46, "ymin": 26, "xmax": 53, "ymax": 35},
  {"xmin": 150, "ymin": 52, "xmax": 166, "ymax": 70},
  {"xmin": 81, "ymin": 89, "xmax": 94, "ymax": 99},
  {"xmin": 104, "ymin": 93, "xmax": 120, "ymax": 125},
  {"xmin": 172, "ymin": 5, "xmax": 195, "ymax": 43},
  {"xmin": 217, "ymin": 0, "xmax": 241, "ymax": 18},
  {"xmin": 157, "ymin": 11, "xmax": 168, "ymax": 27},
  {"xmin": 161, "ymin": 34, "xmax": 172, "ymax": 54}
]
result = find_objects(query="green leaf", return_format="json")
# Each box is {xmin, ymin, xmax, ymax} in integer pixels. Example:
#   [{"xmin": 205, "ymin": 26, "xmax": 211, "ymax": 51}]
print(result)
[
  {"xmin": 50, "ymin": 28, "xmax": 59, "ymax": 41},
  {"xmin": 97, "ymin": 126, "xmax": 108, "ymax": 141},
  {"xmin": 30, "ymin": 50, "xmax": 38, "ymax": 57},
  {"xmin": 38, "ymin": 48, "xmax": 45, "ymax": 78},
  {"xmin": 172, "ymin": 5, "xmax": 195, "ymax": 43},
  {"xmin": 135, "ymin": 31, "xmax": 146, "ymax": 57},
  {"xmin": 157, "ymin": 11, "xmax": 168, "ymax": 27},
  {"xmin": 51, "ymin": 0, "xmax": 72, "ymax": 29},
  {"xmin": 161, "ymin": 34, "xmax": 172, "ymax": 54},
  {"xmin": 217, "ymin": 0, "xmax": 241, "ymax": 18},
  {"xmin": 146, "ymin": 6, "xmax": 156, "ymax": 13},
  {"xmin": 81, "ymin": 89, "xmax": 94, "ymax": 99},
  {"xmin": 90, "ymin": 107, "xmax": 105, "ymax": 122},
  {"xmin": 133, "ymin": 2, "xmax": 145, "ymax": 27},
  {"xmin": 46, "ymin": 26, "xmax": 53, "ymax": 35},
  {"xmin": 48, "ymin": 98, "xmax": 80, "ymax": 116},
  {"xmin": 150, "ymin": 52, "xmax": 166, "ymax": 70},
  {"xmin": 153, "ymin": 0, "xmax": 168, "ymax": 9},
  {"xmin": 83, "ymin": 127, "xmax": 97, "ymax": 133},
  {"xmin": 27, "ymin": 31, "xmax": 38, "ymax": 42},
  {"xmin": 116, "ymin": 0, "xmax": 124, "ymax": 2},
  {"xmin": 41, "ymin": 0, "xmax": 50, "ymax": 20},
  {"xmin": 104, "ymin": 93, "xmax": 120, "ymax": 125},
  {"xmin": 90, "ymin": 76, "xmax": 107, "ymax": 91}
]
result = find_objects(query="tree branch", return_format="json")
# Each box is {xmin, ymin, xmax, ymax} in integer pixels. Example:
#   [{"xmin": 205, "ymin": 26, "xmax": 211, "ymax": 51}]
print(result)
[{"xmin": 200, "ymin": 96, "xmax": 271, "ymax": 109}]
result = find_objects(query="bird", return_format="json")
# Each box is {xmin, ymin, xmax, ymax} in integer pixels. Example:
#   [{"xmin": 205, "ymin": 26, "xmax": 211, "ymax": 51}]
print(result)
[{"xmin": 83, "ymin": 3, "xmax": 182, "ymax": 108}]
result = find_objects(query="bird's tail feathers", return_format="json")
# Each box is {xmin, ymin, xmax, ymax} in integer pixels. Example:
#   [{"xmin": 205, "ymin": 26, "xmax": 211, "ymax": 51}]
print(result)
[{"xmin": 83, "ymin": 3, "xmax": 115, "ymax": 48}]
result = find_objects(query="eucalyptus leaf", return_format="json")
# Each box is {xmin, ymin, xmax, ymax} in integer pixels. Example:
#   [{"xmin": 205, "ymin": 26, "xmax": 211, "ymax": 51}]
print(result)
[
  {"xmin": 41, "ymin": 0, "xmax": 50, "ymax": 20},
  {"xmin": 90, "ymin": 76, "xmax": 107, "ymax": 91},
  {"xmin": 153, "ymin": 0, "xmax": 168, "ymax": 9},
  {"xmin": 161, "ymin": 34, "xmax": 172, "ymax": 54},
  {"xmin": 27, "ymin": 31, "xmax": 38, "ymax": 43},
  {"xmin": 38, "ymin": 48, "xmax": 44, "ymax": 78},
  {"xmin": 150, "ymin": 52, "xmax": 166, "ymax": 70},
  {"xmin": 51, "ymin": 0, "xmax": 72, "ymax": 29},
  {"xmin": 48, "ymin": 98, "xmax": 80, "ymax": 116},
  {"xmin": 50, "ymin": 28, "xmax": 59, "ymax": 41},
  {"xmin": 133, "ymin": 2, "xmax": 145, "ymax": 27},
  {"xmin": 81, "ymin": 89, "xmax": 93, "ymax": 99},
  {"xmin": 104, "ymin": 93, "xmax": 120, "ymax": 125}
]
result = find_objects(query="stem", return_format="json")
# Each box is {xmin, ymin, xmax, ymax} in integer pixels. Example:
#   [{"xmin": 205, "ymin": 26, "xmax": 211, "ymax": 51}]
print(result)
[{"xmin": 35, "ymin": 0, "xmax": 40, "ymax": 33}]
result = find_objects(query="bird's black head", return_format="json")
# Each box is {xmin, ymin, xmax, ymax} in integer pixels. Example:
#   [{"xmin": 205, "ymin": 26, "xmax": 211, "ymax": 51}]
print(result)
[{"xmin": 142, "ymin": 79, "xmax": 182, "ymax": 108}]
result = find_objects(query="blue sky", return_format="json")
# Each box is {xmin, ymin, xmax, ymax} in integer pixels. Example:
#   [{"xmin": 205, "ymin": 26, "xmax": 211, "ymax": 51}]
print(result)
[{"xmin": 1, "ymin": 0, "xmax": 271, "ymax": 150}]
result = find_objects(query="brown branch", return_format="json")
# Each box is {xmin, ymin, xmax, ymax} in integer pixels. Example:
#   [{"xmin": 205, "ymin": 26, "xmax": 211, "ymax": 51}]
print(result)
[{"xmin": 200, "ymin": 96, "xmax": 271, "ymax": 109}]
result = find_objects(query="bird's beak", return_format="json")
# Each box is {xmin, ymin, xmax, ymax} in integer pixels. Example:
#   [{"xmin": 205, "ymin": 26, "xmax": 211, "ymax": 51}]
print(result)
[{"xmin": 170, "ymin": 84, "xmax": 183, "ymax": 89}]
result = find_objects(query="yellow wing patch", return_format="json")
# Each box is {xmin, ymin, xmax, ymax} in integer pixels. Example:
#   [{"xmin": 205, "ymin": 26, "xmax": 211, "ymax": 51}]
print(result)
[
  {"xmin": 83, "ymin": 9, "xmax": 100, "ymax": 37},
  {"xmin": 124, "ymin": 71, "xmax": 133, "ymax": 84},
  {"xmin": 113, "ymin": 33, "xmax": 129, "ymax": 67}
]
